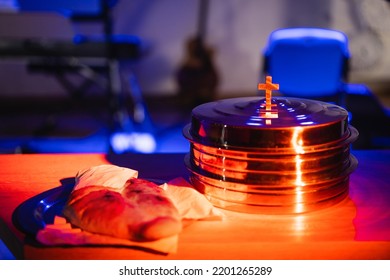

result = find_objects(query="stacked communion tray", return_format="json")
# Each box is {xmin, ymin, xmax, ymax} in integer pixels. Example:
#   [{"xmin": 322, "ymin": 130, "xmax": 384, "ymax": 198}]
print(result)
[{"xmin": 183, "ymin": 95, "xmax": 358, "ymax": 214}]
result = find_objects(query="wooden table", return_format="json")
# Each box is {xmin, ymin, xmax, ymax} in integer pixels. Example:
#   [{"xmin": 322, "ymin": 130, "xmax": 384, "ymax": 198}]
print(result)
[{"xmin": 0, "ymin": 151, "xmax": 389, "ymax": 260}]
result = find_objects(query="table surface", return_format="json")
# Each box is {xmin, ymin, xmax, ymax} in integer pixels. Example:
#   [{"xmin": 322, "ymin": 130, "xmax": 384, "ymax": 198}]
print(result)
[{"xmin": 0, "ymin": 151, "xmax": 389, "ymax": 260}]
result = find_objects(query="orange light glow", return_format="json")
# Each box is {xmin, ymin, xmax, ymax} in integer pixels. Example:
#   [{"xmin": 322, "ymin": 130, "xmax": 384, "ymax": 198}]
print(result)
[
  {"xmin": 292, "ymin": 127, "xmax": 305, "ymax": 213},
  {"xmin": 293, "ymin": 215, "xmax": 305, "ymax": 234}
]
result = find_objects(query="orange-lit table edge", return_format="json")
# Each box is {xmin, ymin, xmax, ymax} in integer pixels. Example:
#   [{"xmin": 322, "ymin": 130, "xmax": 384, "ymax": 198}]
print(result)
[{"xmin": 0, "ymin": 151, "xmax": 389, "ymax": 260}]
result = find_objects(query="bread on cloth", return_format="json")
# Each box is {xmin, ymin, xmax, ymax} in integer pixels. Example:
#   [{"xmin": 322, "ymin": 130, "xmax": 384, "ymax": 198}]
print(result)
[{"xmin": 63, "ymin": 166, "xmax": 182, "ymax": 242}]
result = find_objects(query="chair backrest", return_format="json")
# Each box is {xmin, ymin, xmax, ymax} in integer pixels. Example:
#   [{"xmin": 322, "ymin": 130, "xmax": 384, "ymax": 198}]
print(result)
[{"xmin": 263, "ymin": 27, "xmax": 350, "ymax": 99}]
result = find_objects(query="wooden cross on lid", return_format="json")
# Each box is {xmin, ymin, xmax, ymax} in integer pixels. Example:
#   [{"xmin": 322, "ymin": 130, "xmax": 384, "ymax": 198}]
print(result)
[{"xmin": 258, "ymin": 75, "xmax": 279, "ymax": 111}]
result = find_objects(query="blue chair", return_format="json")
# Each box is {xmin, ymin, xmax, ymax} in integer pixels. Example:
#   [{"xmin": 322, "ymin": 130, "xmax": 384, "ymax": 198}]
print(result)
[
  {"xmin": 262, "ymin": 27, "xmax": 390, "ymax": 148},
  {"xmin": 263, "ymin": 27, "xmax": 352, "ymax": 106}
]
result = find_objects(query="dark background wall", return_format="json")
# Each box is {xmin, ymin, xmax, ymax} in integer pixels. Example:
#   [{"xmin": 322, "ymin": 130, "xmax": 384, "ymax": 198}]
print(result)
[{"xmin": 0, "ymin": 0, "xmax": 390, "ymax": 98}]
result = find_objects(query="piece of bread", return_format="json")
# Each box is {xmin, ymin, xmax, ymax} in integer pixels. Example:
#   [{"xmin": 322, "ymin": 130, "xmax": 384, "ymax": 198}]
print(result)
[{"xmin": 63, "ymin": 178, "xmax": 182, "ymax": 241}]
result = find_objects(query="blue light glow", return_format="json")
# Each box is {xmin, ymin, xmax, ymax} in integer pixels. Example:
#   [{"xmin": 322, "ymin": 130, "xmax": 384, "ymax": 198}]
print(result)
[
  {"xmin": 246, "ymin": 122, "xmax": 263, "ymax": 126},
  {"xmin": 300, "ymin": 121, "xmax": 315, "ymax": 125},
  {"xmin": 110, "ymin": 132, "xmax": 156, "ymax": 154}
]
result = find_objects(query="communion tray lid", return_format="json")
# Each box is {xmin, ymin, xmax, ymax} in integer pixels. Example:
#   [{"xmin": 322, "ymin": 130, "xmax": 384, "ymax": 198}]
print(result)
[{"xmin": 184, "ymin": 96, "xmax": 354, "ymax": 149}]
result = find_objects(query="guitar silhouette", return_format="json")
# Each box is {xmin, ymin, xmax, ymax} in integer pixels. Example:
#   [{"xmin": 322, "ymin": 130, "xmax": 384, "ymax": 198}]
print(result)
[{"xmin": 176, "ymin": 0, "xmax": 219, "ymax": 106}]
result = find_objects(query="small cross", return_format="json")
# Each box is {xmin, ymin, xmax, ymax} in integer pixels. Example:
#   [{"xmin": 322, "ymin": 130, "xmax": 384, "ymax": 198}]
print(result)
[{"xmin": 258, "ymin": 76, "xmax": 279, "ymax": 111}]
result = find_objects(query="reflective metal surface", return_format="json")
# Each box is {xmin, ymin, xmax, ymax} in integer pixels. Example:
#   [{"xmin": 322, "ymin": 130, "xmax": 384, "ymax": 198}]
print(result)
[
  {"xmin": 183, "ymin": 96, "xmax": 359, "ymax": 214},
  {"xmin": 186, "ymin": 97, "xmax": 351, "ymax": 148}
]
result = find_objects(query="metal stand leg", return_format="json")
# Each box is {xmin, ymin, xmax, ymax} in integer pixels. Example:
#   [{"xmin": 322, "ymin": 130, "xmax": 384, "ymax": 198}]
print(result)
[{"xmin": 105, "ymin": 60, "xmax": 156, "ymax": 154}]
